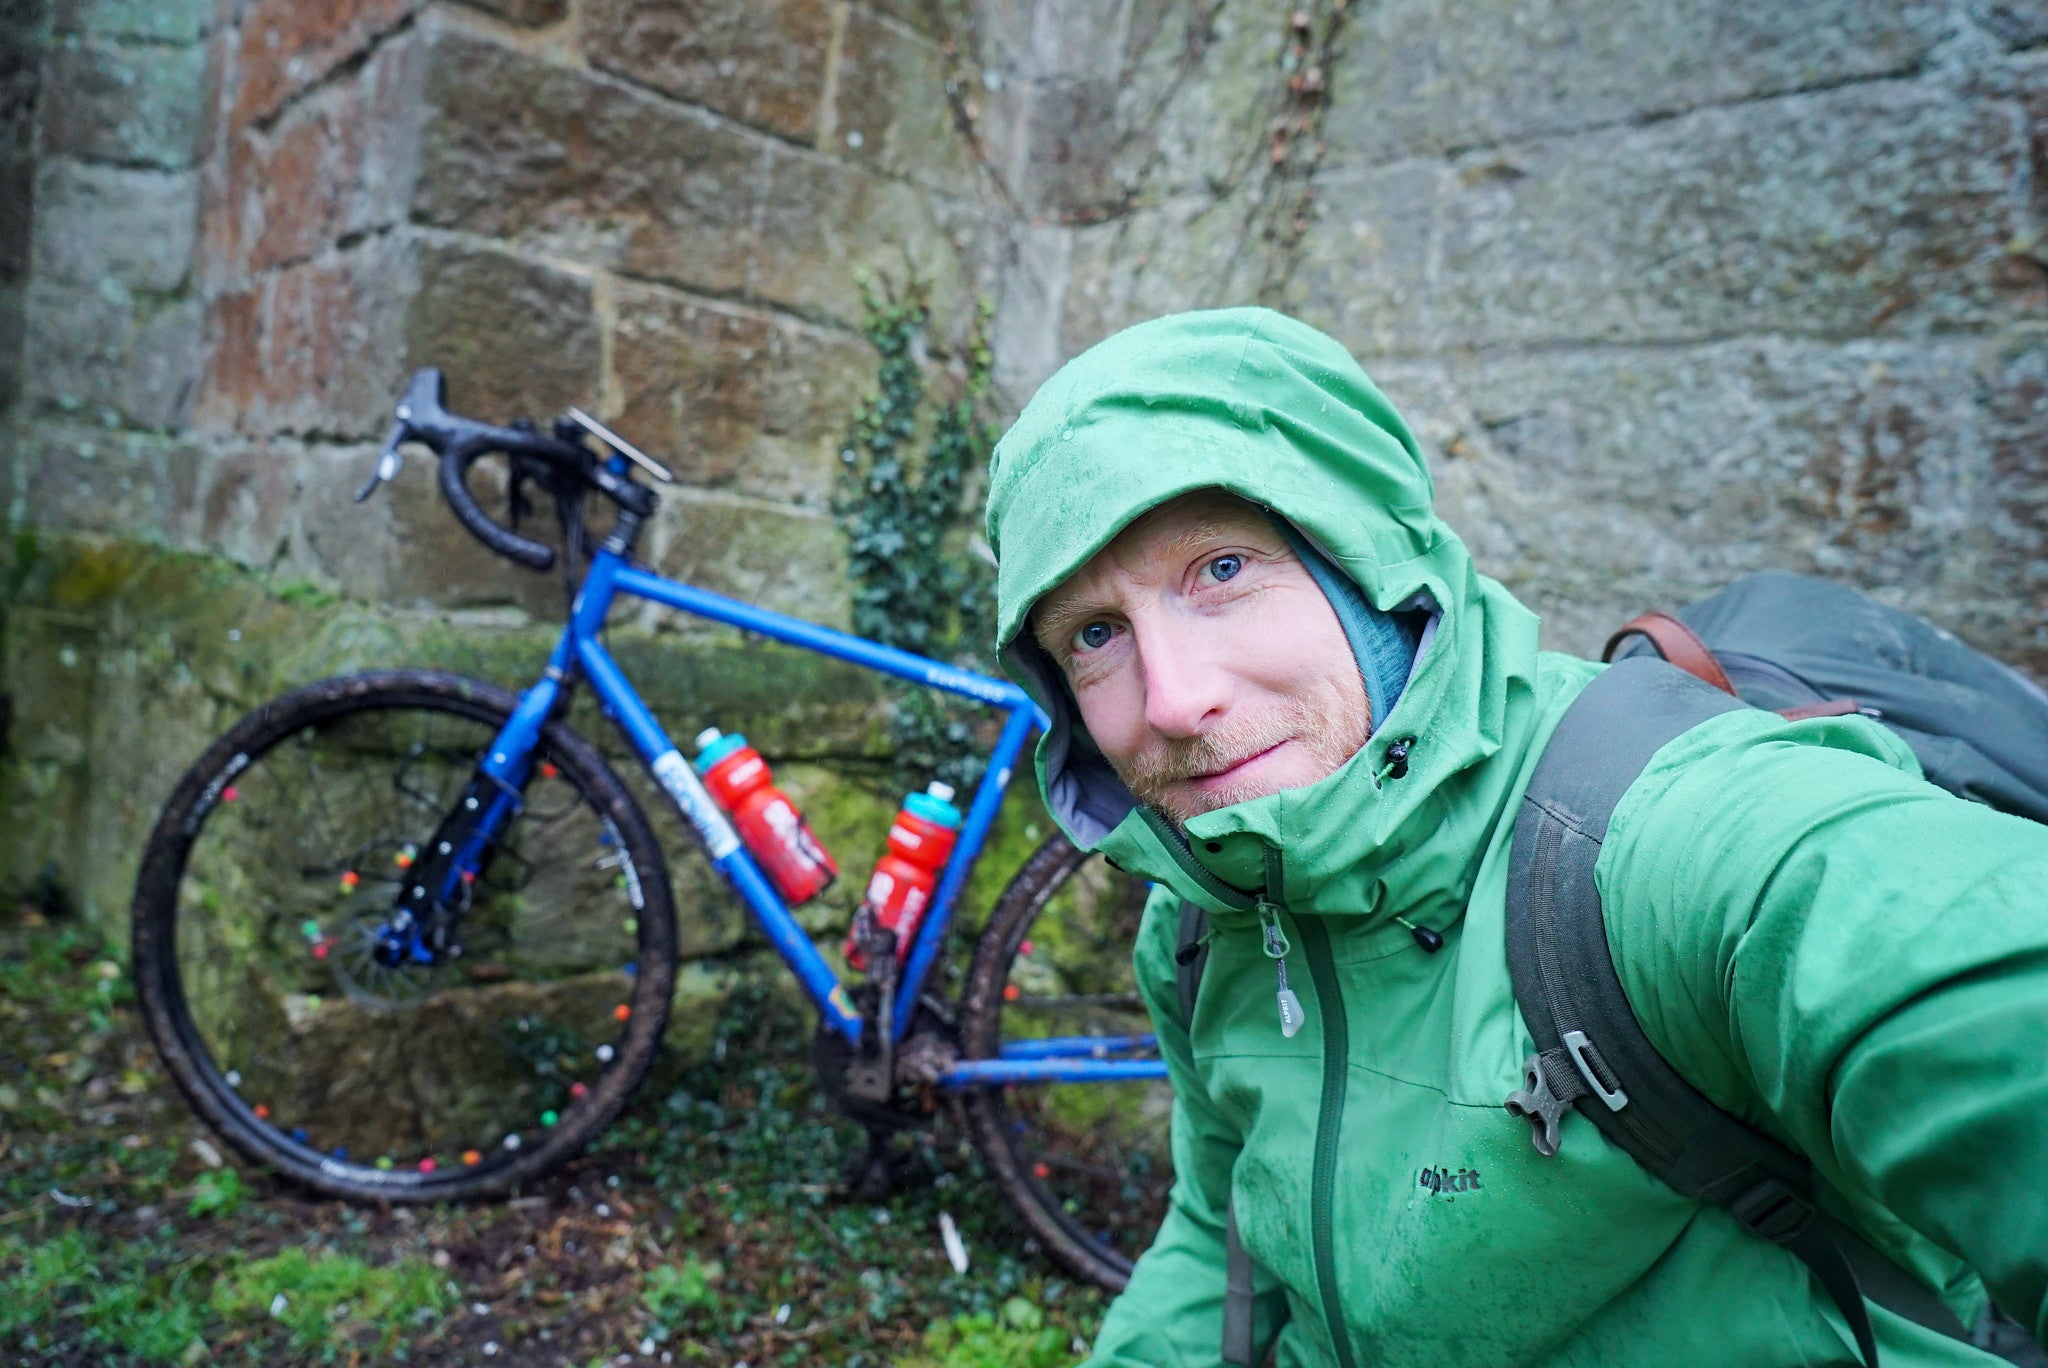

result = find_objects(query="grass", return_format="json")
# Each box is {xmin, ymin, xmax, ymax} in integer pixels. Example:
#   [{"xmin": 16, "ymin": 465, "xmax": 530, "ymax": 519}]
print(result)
[{"xmin": 0, "ymin": 910, "xmax": 1108, "ymax": 1365}]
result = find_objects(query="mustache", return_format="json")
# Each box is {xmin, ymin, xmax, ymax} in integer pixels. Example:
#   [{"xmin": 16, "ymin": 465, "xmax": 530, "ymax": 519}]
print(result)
[
  {"xmin": 1110, "ymin": 689, "xmax": 1373, "ymax": 824},
  {"xmin": 1119, "ymin": 715, "xmax": 1298, "ymax": 798}
]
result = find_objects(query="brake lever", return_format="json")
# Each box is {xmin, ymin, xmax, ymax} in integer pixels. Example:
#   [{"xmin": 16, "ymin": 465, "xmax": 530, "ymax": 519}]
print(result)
[{"xmin": 354, "ymin": 420, "xmax": 410, "ymax": 502}]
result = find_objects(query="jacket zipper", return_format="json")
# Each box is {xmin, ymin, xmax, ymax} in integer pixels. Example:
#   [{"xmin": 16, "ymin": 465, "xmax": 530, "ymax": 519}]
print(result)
[
  {"xmin": 1149, "ymin": 821, "xmax": 1355, "ymax": 1363},
  {"xmin": 1139, "ymin": 807, "xmax": 1256, "ymax": 911},
  {"xmin": 1294, "ymin": 913, "xmax": 1358, "ymax": 1368}
]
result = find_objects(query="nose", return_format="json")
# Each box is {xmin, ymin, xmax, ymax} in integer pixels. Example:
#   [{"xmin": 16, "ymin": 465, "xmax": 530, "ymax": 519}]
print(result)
[{"xmin": 1132, "ymin": 610, "xmax": 1232, "ymax": 739}]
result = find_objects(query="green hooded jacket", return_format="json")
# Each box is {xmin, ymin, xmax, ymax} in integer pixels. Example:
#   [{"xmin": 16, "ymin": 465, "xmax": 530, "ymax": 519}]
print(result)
[{"xmin": 984, "ymin": 308, "xmax": 2048, "ymax": 1367}]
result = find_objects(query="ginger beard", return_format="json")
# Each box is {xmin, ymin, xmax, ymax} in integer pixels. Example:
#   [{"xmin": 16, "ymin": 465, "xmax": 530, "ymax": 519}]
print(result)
[
  {"xmin": 1115, "ymin": 675, "xmax": 1372, "ymax": 824},
  {"xmin": 1030, "ymin": 490, "xmax": 1376, "ymax": 828}
]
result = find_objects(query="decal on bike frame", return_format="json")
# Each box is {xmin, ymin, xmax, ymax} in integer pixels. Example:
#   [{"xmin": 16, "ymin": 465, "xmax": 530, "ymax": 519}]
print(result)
[{"xmin": 649, "ymin": 749, "xmax": 741, "ymax": 859}]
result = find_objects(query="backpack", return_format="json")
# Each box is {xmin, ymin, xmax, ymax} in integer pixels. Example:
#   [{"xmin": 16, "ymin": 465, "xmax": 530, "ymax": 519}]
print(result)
[{"xmin": 1181, "ymin": 572, "xmax": 2048, "ymax": 1368}]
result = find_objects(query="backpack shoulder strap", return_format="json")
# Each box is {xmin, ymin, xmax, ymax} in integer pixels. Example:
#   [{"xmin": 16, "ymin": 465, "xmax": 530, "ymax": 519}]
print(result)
[
  {"xmin": 1503, "ymin": 655, "xmax": 1965, "ymax": 1368},
  {"xmin": 1173, "ymin": 901, "xmax": 1259, "ymax": 1366},
  {"xmin": 1175, "ymin": 899, "xmax": 1211, "ymax": 1030}
]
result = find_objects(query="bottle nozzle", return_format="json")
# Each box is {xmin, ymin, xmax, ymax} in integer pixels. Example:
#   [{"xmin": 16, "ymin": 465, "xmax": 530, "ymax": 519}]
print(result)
[
  {"xmin": 693, "ymin": 727, "xmax": 723, "ymax": 752},
  {"xmin": 926, "ymin": 781, "xmax": 956, "ymax": 803}
]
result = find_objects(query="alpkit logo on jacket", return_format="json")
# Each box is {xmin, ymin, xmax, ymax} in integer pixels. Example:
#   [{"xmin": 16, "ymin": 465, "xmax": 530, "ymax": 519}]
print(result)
[{"xmin": 1418, "ymin": 1166, "xmax": 1482, "ymax": 1195}]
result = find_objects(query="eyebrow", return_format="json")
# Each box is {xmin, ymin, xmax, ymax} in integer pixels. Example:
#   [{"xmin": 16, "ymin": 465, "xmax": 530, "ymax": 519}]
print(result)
[
  {"xmin": 1030, "ymin": 591, "xmax": 1106, "ymax": 658},
  {"xmin": 1029, "ymin": 511, "xmax": 1283, "ymax": 657}
]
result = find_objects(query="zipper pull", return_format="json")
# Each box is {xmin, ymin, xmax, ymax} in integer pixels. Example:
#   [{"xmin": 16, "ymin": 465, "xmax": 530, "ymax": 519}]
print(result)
[{"xmin": 1258, "ymin": 901, "xmax": 1304, "ymax": 1038}]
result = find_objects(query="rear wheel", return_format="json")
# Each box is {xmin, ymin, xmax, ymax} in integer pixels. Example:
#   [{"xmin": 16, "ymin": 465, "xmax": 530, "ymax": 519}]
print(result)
[
  {"xmin": 960, "ymin": 834, "xmax": 1174, "ymax": 1290},
  {"xmin": 130, "ymin": 669, "xmax": 678, "ymax": 1201}
]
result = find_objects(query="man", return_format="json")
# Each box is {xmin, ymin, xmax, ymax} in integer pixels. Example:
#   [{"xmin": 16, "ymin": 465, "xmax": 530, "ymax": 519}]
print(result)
[{"xmin": 983, "ymin": 307, "xmax": 2048, "ymax": 1366}]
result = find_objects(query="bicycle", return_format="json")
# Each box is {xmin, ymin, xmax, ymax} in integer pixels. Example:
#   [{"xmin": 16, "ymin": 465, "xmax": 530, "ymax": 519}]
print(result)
[{"xmin": 129, "ymin": 369, "xmax": 1171, "ymax": 1290}]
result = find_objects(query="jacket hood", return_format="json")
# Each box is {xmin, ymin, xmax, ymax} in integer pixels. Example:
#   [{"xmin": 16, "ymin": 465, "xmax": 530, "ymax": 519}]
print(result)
[{"xmin": 986, "ymin": 307, "xmax": 1547, "ymax": 930}]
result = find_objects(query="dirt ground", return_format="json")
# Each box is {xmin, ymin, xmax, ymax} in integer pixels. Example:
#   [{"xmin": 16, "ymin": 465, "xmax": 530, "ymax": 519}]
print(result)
[{"xmin": 0, "ymin": 907, "xmax": 1107, "ymax": 1366}]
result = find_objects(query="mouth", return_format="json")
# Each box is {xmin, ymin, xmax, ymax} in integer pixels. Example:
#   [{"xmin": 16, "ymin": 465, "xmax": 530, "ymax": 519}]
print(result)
[{"xmin": 1186, "ymin": 740, "xmax": 1288, "ymax": 791}]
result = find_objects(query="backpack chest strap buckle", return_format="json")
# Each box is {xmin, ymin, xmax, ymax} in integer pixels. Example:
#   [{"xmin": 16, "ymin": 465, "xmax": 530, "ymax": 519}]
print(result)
[{"xmin": 1505, "ymin": 1049, "xmax": 1587, "ymax": 1157}]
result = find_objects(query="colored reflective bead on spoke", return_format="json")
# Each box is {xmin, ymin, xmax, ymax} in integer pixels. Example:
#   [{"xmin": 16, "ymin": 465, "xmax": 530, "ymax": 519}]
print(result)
[
  {"xmin": 252, "ymin": 1104, "xmax": 269, "ymax": 1120},
  {"xmin": 462, "ymin": 1150, "xmax": 481, "ymax": 1166},
  {"xmin": 418, "ymin": 1157, "xmax": 437, "ymax": 1174},
  {"xmin": 375, "ymin": 1156, "xmax": 394, "ymax": 1171},
  {"xmin": 540, "ymin": 1110, "xmax": 558, "ymax": 1127},
  {"xmin": 613, "ymin": 1004, "xmax": 631, "ymax": 1021},
  {"xmin": 570, "ymin": 1082, "xmax": 588, "ymax": 1100}
]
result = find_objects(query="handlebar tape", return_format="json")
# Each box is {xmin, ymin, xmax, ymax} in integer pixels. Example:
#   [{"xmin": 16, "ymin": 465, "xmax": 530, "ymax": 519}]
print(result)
[{"xmin": 439, "ymin": 437, "xmax": 557, "ymax": 572}]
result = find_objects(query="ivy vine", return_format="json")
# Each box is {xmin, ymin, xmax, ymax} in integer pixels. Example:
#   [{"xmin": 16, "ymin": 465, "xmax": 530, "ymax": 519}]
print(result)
[{"xmin": 832, "ymin": 277, "xmax": 1000, "ymax": 792}]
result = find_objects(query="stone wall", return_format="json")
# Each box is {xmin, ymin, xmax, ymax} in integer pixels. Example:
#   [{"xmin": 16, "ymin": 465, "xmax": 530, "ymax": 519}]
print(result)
[{"xmin": 4, "ymin": 0, "xmax": 2047, "ymax": 930}]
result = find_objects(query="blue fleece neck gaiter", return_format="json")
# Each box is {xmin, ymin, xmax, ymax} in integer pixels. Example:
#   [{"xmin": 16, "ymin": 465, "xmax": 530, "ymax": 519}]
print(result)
[{"xmin": 1270, "ymin": 517, "xmax": 1422, "ymax": 735}]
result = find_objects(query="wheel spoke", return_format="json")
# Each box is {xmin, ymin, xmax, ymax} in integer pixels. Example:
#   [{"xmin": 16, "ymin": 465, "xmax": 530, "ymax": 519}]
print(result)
[{"xmin": 133, "ymin": 673, "xmax": 678, "ymax": 1200}]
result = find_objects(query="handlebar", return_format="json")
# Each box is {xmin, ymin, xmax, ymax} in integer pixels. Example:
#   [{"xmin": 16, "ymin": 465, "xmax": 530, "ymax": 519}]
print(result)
[{"xmin": 365, "ymin": 369, "xmax": 658, "ymax": 572}]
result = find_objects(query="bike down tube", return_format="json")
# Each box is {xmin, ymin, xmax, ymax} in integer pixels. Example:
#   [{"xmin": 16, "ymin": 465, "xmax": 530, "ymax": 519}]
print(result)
[{"xmin": 572, "ymin": 556, "xmax": 864, "ymax": 1041}]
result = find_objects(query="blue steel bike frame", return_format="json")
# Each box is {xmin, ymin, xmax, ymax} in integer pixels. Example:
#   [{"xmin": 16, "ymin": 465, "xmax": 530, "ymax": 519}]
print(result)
[{"xmin": 457, "ymin": 532, "xmax": 1163, "ymax": 1091}]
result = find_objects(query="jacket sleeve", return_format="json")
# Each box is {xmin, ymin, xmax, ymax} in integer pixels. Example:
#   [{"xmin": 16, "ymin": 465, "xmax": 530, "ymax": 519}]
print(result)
[
  {"xmin": 1598, "ymin": 708, "xmax": 2048, "ymax": 1342},
  {"xmin": 1084, "ymin": 890, "xmax": 1289, "ymax": 1367}
]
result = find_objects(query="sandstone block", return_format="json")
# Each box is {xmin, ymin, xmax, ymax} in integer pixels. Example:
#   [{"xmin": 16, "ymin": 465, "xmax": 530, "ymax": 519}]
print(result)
[
  {"xmin": 651, "ymin": 492, "xmax": 852, "ymax": 629},
  {"xmin": 1364, "ymin": 338, "xmax": 2005, "ymax": 661},
  {"xmin": 1054, "ymin": 186, "xmax": 1266, "ymax": 358},
  {"xmin": 610, "ymin": 282, "xmax": 875, "ymax": 507},
  {"xmin": 196, "ymin": 233, "xmax": 412, "ymax": 438},
  {"xmin": 225, "ymin": 34, "xmax": 422, "ymax": 275},
  {"xmin": 582, "ymin": 0, "xmax": 833, "ymax": 145},
  {"xmin": 1295, "ymin": 80, "xmax": 2033, "ymax": 351},
  {"xmin": 405, "ymin": 244, "xmax": 601, "ymax": 434},
  {"xmin": 830, "ymin": 7, "xmax": 972, "ymax": 189},
  {"xmin": 859, "ymin": 0, "xmax": 944, "ymax": 40},
  {"xmin": 1977, "ymin": 326, "xmax": 2048, "ymax": 669},
  {"xmin": 1323, "ymin": 0, "xmax": 1946, "ymax": 166},
  {"xmin": 750, "ymin": 147, "xmax": 980, "ymax": 328},
  {"xmin": 459, "ymin": 0, "xmax": 567, "ymax": 26},
  {"xmin": 229, "ymin": 0, "xmax": 418, "ymax": 129},
  {"xmin": 1971, "ymin": 0, "xmax": 2048, "ymax": 48},
  {"xmin": 414, "ymin": 32, "xmax": 761, "ymax": 300},
  {"xmin": 1072, "ymin": 0, "xmax": 1286, "ymax": 204},
  {"xmin": 10, "ymin": 416, "xmax": 207, "ymax": 540},
  {"xmin": 31, "ymin": 160, "xmax": 197, "ymax": 291},
  {"xmin": 41, "ymin": 35, "xmax": 206, "ymax": 168},
  {"xmin": 53, "ymin": 0, "xmax": 208, "ymax": 44},
  {"xmin": 20, "ymin": 271, "xmax": 203, "ymax": 430}
]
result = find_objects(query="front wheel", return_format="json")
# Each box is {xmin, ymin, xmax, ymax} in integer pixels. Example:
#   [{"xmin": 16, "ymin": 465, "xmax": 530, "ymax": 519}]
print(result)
[
  {"xmin": 960, "ymin": 833, "xmax": 1174, "ymax": 1291},
  {"xmin": 130, "ymin": 669, "xmax": 679, "ymax": 1201}
]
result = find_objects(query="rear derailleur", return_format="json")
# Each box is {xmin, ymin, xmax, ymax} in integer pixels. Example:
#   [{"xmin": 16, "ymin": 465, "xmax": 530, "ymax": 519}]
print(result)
[{"xmin": 812, "ymin": 922, "xmax": 959, "ymax": 1200}]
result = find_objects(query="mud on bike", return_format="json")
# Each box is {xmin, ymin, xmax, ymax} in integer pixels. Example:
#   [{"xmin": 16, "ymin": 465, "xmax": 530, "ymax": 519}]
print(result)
[{"xmin": 129, "ymin": 369, "xmax": 1170, "ymax": 1290}]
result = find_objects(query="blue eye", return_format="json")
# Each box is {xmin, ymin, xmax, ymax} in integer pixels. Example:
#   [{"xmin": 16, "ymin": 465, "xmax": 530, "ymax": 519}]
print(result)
[
  {"xmin": 1208, "ymin": 554, "xmax": 1243, "ymax": 582},
  {"xmin": 1073, "ymin": 622, "xmax": 1115, "ymax": 652}
]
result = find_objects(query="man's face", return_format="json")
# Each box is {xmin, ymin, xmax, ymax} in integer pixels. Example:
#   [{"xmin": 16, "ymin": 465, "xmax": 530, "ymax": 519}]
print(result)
[{"xmin": 1030, "ymin": 490, "xmax": 1372, "ymax": 825}]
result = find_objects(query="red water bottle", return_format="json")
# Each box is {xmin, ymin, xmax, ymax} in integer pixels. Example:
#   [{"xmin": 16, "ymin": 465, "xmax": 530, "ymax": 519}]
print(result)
[
  {"xmin": 694, "ymin": 729, "xmax": 837, "ymax": 905},
  {"xmin": 845, "ymin": 782, "xmax": 963, "ymax": 969}
]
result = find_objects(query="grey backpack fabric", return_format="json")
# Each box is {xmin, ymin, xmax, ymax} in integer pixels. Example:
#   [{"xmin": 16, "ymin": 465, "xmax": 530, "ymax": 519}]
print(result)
[{"xmin": 1607, "ymin": 571, "xmax": 2048, "ymax": 822}]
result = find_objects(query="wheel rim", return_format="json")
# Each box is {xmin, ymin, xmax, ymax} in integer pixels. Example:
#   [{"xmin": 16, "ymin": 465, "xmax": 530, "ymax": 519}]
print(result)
[
  {"xmin": 976, "ymin": 844, "xmax": 1175, "ymax": 1278},
  {"xmin": 159, "ymin": 690, "xmax": 659, "ymax": 1186}
]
